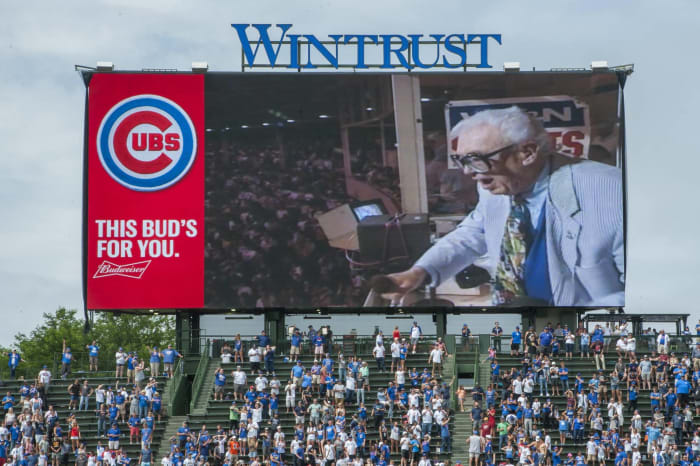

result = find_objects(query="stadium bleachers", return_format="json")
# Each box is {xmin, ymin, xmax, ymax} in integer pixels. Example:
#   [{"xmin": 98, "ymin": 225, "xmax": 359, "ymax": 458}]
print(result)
[
  {"xmin": 173, "ymin": 344, "xmax": 458, "ymax": 464},
  {"xmin": 4, "ymin": 330, "xmax": 697, "ymax": 466},
  {"xmin": 0, "ymin": 373, "xmax": 170, "ymax": 460},
  {"xmin": 475, "ymin": 340, "xmax": 698, "ymax": 465}
]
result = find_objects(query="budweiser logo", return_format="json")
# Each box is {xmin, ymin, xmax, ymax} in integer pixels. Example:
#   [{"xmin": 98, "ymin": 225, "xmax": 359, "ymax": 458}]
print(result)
[{"xmin": 93, "ymin": 260, "xmax": 152, "ymax": 279}]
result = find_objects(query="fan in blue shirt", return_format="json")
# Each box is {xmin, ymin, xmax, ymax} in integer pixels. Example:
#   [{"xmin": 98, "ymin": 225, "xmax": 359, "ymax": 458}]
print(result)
[
  {"xmin": 107, "ymin": 425, "xmax": 120, "ymax": 441},
  {"xmin": 512, "ymin": 329, "xmax": 522, "ymax": 344},
  {"xmin": 2, "ymin": 395, "xmax": 14, "ymax": 410},
  {"xmin": 7, "ymin": 351, "xmax": 23, "ymax": 379},
  {"xmin": 539, "ymin": 331, "xmax": 553, "ymax": 348},
  {"xmin": 614, "ymin": 449, "xmax": 627, "ymax": 466},
  {"xmin": 257, "ymin": 332, "xmax": 271, "ymax": 348}
]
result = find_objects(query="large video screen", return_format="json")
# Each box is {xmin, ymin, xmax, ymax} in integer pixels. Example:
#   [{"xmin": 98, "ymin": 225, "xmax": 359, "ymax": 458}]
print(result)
[{"xmin": 85, "ymin": 72, "xmax": 625, "ymax": 310}]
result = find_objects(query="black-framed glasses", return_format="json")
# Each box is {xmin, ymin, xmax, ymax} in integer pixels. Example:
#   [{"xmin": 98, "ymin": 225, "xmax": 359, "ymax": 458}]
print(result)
[{"xmin": 450, "ymin": 143, "xmax": 516, "ymax": 173}]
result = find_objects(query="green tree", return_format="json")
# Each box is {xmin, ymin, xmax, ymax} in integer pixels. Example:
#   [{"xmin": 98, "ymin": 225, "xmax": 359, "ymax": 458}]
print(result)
[
  {"xmin": 90, "ymin": 313, "xmax": 175, "ymax": 372},
  {"xmin": 14, "ymin": 308, "xmax": 87, "ymax": 376},
  {"xmin": 13, "ymin": 308, "xmax": 175, "ymax": 377}
]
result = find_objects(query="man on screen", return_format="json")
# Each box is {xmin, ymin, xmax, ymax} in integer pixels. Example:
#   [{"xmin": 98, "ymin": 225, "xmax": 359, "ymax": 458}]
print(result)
[{"xmin": 385, "ymin": 106, "xmax": 624, "ymax": 306}]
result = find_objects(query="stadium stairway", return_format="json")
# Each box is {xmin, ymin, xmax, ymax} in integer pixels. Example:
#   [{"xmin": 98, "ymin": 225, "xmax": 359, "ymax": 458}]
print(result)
[
  {"xmin": 155, "ymin": 415, "xmax": 187, "ymax": 460},
  {"xmin": 190, "ymin": 358, "xmax": 216, "ymax": 415},
  {"xmin": 450, "ymin": 405, "xmax": 473, "ymax": 464},
  {"xmin": 478, "ymin": 355, "xmax": 491, "ymax": 389}
]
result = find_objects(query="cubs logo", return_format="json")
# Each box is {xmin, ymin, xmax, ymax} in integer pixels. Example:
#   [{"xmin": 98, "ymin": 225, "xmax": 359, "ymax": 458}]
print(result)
[{"xmin": 97, "ymin": 95, "xmax": 197, "ymax": 191}]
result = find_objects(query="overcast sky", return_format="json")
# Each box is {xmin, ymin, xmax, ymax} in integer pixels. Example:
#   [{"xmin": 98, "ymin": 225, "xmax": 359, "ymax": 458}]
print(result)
[{"xmin": 1, "ymin": 0, "xmax": 699, "ymax": 343}]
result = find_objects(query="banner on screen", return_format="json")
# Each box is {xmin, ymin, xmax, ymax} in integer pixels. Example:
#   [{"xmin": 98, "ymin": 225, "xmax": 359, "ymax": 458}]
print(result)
[
  {"xmin": 84, "ymin": 72, "xmax": 625, "ymax": 310},
  {"xmin": 445, "ymin": 96, "xmax": 591, "ymax": 169}
]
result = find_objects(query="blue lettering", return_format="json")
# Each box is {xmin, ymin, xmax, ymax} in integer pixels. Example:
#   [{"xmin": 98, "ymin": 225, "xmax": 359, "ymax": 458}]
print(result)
[
  {"xmin": 344, "ymin": 35, "xmax": 378, "ymax": 69},
  {"xmin": 442, "ymin": 34, "xmax": 466, "ymax": 68},
  {"xmin": 303, "ymin": 34, "xmax": 342, "ymax": 69},
  {"xmin": 467, "ymin": 34, "xmax": 502, "ymax": 69},
  {"xmin": 288, "ymin": 34, "xmax": 300, "ymax": 69},
  {"xmin": 230, "ymin": 25, "xmax": 502, "ymax": 71},
  {"xmin": 231, "ymin": 24, "xmax": 293, "ymax": 68},
  {"xmin": 380, "ymin": 34, "xmax": 412, "ymax": 69},
  {"xmin": 410, "ymin": 34, "xmax": 444, "ymax": 69}
]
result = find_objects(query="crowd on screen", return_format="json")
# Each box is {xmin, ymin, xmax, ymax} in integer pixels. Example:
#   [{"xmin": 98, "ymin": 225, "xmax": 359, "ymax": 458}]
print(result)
[
  {"xmin": 159, "ymin": 323, "xmax": 453, "ymax": 466},
  {"xmin": 458, "ymin": 320, "xmax": 700, "ymax": 466},
  {"xmin": 351, "ymin": 155, "xmax": 401, "ymax": 205},
  {"xmin": 205, "ymin": 137, "xmax": 399, "ymax": 309},
  {"xmin": 0, "ymin": 341, "xmax": 183, "ymax": 466}
]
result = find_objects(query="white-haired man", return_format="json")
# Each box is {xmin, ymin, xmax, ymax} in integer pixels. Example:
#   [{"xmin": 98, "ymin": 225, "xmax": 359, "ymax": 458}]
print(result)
[{"xmin": 384, "ymin": 106, "xmax": 624, "ymax": 306}]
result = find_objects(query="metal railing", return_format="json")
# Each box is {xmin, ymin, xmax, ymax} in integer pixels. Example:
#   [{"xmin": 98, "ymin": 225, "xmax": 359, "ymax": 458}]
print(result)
[
  {"xmin": 166, "ymin": 358, "xmax": 185, "ymax": 416},
  {"xmin": 445, "ymin": 346, "xmax": 457, "ymax": 412},
  {"xmin": 52, "ymin": 351, "xmax": 93, "ymax": 378},
  {"xmin": 473, "ymin": 340, "xmax": 481, "ymax": 387},
  {"xmin": 200, "ymin": 333, "xmax": 443, "ymax": 359},
  {"xmin": 49, "ymin": 349, "xmax": 187, "ymax": 380},
  {"xmin": 484, "ymin": 333, "xmax": 699, "ymax": 354},
  {"xmin": 189, "ymin": 340, "xmax": 210, "ymax": 412},
  {"xmin": 0, "ymin": 365, "xmax": 43, "ymax": 383}
]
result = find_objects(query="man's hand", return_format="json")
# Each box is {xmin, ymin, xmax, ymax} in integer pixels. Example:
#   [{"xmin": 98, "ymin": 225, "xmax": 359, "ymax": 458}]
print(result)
[{"xmin": 370, "ymin": 267, "xmax": 428, "ymax": 300}]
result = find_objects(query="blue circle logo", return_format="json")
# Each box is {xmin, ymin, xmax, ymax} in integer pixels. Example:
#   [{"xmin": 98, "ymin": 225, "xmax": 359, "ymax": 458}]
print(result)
[{"xmin": 97, "ymin": 95, "xmax": 197, "ymax": 191}]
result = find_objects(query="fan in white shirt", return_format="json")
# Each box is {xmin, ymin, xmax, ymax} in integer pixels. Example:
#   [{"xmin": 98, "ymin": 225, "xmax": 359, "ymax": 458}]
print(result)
[
  {"xmin": 512, "ymin": 378, "xmax": 523, "ymax": 395},
  {"xmin": 422, "ymin": 408, "xmax": 433, "ymax": 425},
  {"xmin": 38, "ymin": 368, "xmax": 52, "ymax": 386},
  {"xmin": 269, "ymin": 378, "xmax": 280, "ymax": 396},
  {"xmin": 395, "ymin": 370, "xmax": 406, "ymax": 386},
  {"xmin": 373, "ymin": 344, "xmax": 386, "ymax": 361},
  {"xmin": 248, "ymin": 347, "xmax": 261, "ymax": 362},
  {"xmin": 344, "ymin": 439, "xmax": 357, "ymax": 456},
  {"xmin": 255, "ymin": 375, "xmax": 268, "ymax": 392},
  {"xmin": 324, "ymin": 443, "xmax": 335, "ymax": 462},
  {"xmin": 407, "ymin": 407, "xmax": 421, "ymax": 425},
  {"xmin": 391, "ymin": 341, "xmax": 401, "ymax": 358}
]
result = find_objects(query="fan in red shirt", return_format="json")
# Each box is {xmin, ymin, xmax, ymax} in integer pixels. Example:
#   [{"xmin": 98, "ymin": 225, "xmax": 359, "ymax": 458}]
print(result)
[{"xmin": 480, "ymin": 418, "xmax": 492, "ymax": 437}]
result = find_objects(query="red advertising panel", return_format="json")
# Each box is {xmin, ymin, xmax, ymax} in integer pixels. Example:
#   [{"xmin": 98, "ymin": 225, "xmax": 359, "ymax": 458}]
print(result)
[{"xmin": 86, "ymin": 74, "xmax": 204, "ymax": 309}]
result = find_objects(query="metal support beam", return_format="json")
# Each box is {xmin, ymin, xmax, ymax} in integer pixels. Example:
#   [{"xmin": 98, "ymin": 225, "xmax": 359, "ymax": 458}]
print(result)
[
  {"xmin": 434, "ymin": 313, "xmax": 447, "ymax": 340},
  {"xmin": 175, "ymin": 313, "xmax": 184, "ymax": 353},
  {"xmin": 176, "ymin": 312, "xmax": 200, "ymax": 355},
  {"xmin": 391, "ymin": 75, "xmax": 428, "ymax": 213},
  {"xmin": 380, "ymin": 119, "xmax": 387, "ymax": 167},
  {"xmin": 264, "ymin": 310, "xmax": 286, "ymax": 346},
  {"xmin": 341, "ymin": 127, "xmax": 353, "ymax": 193}
]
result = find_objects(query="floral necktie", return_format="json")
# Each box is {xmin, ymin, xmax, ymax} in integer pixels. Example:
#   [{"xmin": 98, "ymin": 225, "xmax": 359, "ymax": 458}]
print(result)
[{"xmin": 492, "ymin": 196, "xmax": 532, "ymax": 305}]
